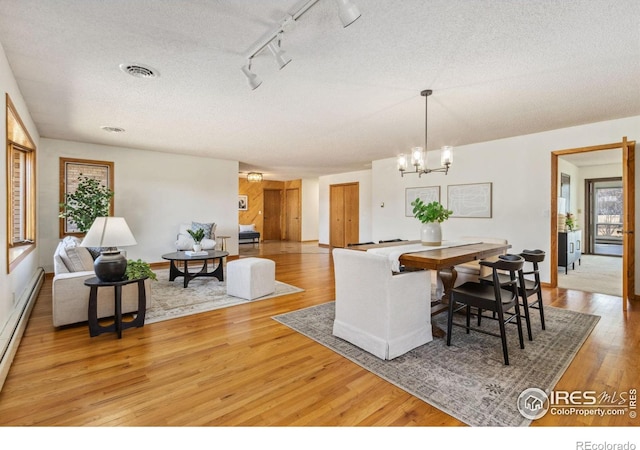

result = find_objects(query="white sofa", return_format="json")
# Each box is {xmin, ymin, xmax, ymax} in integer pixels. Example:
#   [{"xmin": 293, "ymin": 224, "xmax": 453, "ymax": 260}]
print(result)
[
  {"xmin": 332, "ymin": 248, "xmax": 433, "ymax": 360},
  {"xmin": 52, "ymin": 237, "xmax": 152, "ymax": 327}
]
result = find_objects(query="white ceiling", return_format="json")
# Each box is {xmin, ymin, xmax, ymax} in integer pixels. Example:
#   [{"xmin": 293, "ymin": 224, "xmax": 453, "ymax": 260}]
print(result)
[{"xmin": 1, "ymin": 0, "xmax": 639, "ymax": 180}]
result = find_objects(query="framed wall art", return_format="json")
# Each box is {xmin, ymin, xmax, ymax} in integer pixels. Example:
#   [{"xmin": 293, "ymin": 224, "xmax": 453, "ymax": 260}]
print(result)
[
  {"xmin": 405, "ymin": 186, "xmax": 440, "ymax": 217},
  {"xmin": 238, "ymin": 195, "xmax": 248, "ymax": 211},
  {"xmin": 447, "ymin": 182, "xmax": 492, "ymax": 218}
]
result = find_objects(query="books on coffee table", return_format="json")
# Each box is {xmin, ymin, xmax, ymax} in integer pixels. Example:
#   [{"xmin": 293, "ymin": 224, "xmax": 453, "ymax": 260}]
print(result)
[{"xmin": 185, "ymin": 251, "xmax": 208, "ymax": 256}]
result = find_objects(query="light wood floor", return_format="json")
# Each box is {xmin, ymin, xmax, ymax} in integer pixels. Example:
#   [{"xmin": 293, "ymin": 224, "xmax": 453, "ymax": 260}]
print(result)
[{"xmin": 0, "ymin": 241, "xmax": 637, "ymax": 426}]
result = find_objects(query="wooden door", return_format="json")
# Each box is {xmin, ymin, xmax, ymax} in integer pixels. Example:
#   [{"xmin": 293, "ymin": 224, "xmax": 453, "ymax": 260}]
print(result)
[
  {"xmin": 622, "ymin": 137, "xmax": 635, "ymax": 305},
  {"xmin": 330, "ymin": 183, "xmax": 359, "ymax": 247},
  {"xmin": 285, "ymin": 188, "xmax": 301, "ymax": 242},
  {"xmin": 263, "ymin": 189, "xmax": 282, "ymax": 241}
]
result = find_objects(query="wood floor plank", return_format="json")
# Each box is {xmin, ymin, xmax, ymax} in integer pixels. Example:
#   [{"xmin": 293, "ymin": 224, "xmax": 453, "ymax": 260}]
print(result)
[{"xmin": 0, "ymin": 242, "xmax": 637, "ymax": 428}]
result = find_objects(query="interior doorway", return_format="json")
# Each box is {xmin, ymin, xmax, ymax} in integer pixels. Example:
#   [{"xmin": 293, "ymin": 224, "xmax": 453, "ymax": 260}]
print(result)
[{"xmin": 551, "ymin": 138, "xmax": 635, "ymax": 305}]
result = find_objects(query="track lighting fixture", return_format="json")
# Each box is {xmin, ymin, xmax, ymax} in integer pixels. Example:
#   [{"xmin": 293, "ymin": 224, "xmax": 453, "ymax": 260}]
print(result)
[
  {"xmin": 241, "ymin": 0, "xmax": 360, "ymax": 89},
  {"xmin": 241, "ymin": 63, "xmax": 262, "ymax": 90},
  {"xmin": 267, "ymin": 40, "xmax": 292, "ymax": 70}
]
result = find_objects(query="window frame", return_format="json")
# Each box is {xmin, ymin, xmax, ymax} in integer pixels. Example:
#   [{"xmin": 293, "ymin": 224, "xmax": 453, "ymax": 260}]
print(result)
[{"xmin": 6, "ymin": 94, "xmax": 36, "ymax": 273}]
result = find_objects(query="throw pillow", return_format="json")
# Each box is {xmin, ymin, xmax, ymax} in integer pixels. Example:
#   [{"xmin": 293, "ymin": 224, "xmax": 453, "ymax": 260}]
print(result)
[
  {"xmin": 59, "ymin": 245, "xmax": 95, "ymax": 272},
  {"xmin": 86, "ymin": 247, "xmax": 102, "ymax": 260},
  {"xmin": 191, "ymin": 221, "xmax": 214, "ymax": 239},
  {"xmin": 239, "ymin": 224, "xmax": 256, "ymax": 232}
]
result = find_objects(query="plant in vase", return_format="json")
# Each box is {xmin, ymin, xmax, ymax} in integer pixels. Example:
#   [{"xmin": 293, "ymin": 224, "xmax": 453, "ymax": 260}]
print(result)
[
  {"xmin": 411, "ymin": 199, "xmax": 453, "ymax": 246},
  {"xmin": 187, "ymin": 228, "xmax": 206, "ymax": 251},
  {"xmin": 565, "ymin": 213, "xmax": 576, "ymax": 231}
]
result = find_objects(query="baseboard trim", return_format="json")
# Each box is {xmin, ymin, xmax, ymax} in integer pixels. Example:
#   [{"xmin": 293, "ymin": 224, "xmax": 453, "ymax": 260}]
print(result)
[{"xmin": 0, "ymin": 267, "xmax": 45, "ymax": 392}]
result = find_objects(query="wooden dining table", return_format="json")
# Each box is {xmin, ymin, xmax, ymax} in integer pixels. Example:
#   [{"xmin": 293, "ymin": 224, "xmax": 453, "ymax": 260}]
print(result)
[{"xmin": 350, "ymin": 240, "xmax": 512, "ymax": 337}]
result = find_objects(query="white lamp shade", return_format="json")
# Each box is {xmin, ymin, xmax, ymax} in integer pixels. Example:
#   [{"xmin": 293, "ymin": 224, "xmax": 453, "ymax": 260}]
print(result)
[{"xmin": 81, "ymin": 217, "xmax": 137, "ymax": 248}]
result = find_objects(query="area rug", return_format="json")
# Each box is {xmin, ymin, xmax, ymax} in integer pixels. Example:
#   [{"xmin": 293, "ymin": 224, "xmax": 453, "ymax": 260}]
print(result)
[
  {"xmin": 273, "ymin": 302, "xmax": 600, "ymax": 427},
  {"xmin": 558, "ymin": 254, "xmax": 622, "ymax": 297},
  {"xmin": 145, "ymin": 269, "xmax": 304, "ymax": 324}
]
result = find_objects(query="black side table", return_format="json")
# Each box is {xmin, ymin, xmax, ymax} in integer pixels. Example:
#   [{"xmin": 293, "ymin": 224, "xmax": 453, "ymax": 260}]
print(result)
[{"xmin": 84, "ymin": 276, "xmax": 148, "ymax": 338}]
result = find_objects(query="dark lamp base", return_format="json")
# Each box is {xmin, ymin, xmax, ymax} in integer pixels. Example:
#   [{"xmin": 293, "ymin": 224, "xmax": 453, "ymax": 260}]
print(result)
[{"xmin": 94, "ymin": 251, "xmax": 127, "ymax": 282}]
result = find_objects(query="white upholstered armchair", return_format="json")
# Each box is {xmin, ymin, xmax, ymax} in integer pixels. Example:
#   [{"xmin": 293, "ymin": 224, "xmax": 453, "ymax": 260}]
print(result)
[{"xmin": 332, "ymin": 248, "xmax": 433, "ymax": 360}]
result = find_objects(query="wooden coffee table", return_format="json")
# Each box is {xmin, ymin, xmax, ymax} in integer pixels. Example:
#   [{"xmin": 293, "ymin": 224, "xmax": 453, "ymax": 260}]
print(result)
[{"xmin": 161, "ymin": 250, "xmax": 229, "ymax": 288}]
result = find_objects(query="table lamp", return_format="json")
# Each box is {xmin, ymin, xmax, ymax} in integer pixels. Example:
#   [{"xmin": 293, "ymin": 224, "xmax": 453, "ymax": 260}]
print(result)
[{"xmin": 81, "ymin": 217, "xmax": 137, "ymax": 282}]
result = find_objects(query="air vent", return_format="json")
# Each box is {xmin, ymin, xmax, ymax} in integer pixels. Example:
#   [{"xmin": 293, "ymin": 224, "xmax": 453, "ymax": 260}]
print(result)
[
  {"xmin": 101, "ymin": 126, "xmax": 126, "ymax": 133},
  {"xmin": 119, "ymin": 63, "xmax": 159, "ymax": 79}
]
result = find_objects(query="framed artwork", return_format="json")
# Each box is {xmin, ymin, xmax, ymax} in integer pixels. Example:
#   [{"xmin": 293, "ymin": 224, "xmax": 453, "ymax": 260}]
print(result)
[
  {"xmin": 447, "ymin": 182, "xmax": 492, "ymax": 218},
  {"xmin": 59, "ymin": 157, "xmax": 114, "ymax": 237},
  {"xmin": 405, "ymin": 186, "xmax": 440, "ymax": 217},
  {"xmin": 238, "ymin": 195, "xmax": 248, "ymax": 211}
]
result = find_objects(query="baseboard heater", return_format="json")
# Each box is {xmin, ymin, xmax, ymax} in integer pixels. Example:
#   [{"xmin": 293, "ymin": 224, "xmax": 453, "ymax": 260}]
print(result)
[{"xmin": 0, "ymin": 267, "xmax": 45, "ymax": 392}]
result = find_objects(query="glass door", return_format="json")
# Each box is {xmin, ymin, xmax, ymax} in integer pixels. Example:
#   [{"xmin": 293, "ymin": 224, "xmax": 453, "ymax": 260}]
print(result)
[{"xmin": 588, "ymin": 178, "xmax": 623, "ymax": 256}]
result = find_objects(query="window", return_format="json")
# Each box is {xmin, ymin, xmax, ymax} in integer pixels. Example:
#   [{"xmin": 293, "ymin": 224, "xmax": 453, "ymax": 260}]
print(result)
[
  {"xmin": 6, "ymin": 94, "xmax": 36, "ymax": 272},
  {"xmin": 59, "ymin": 157, "xmax": 114, "ymax": 237}
]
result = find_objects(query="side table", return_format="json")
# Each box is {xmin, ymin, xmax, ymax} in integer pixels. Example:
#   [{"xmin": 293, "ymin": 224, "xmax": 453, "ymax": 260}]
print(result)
[
  {"xmin": 217, "ymin": 235, "xmax": 230, "ymax": 251},
  {"xmin": 84, "ymin": 276, "xmax": 148, "ymax": 338}
]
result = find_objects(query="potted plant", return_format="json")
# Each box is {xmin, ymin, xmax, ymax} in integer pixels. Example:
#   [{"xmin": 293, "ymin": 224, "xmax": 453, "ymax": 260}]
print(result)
[
  {"xmin": 125, "ymin": 259, "xmax": 157, "ymax": 281},
  {"xmin": 411, "ymin": 198, "xmax": 453, "ymax": 246},
  {"xmin": 187, "ymin": 228, "xmax": 206, "ymax": 251},
  {"xmin": 565, "ymin": 213, "xmax": 576, "ymax": 231},
  {"xmin": 59, "ymin": 175, "xmax": 114, "ymax": 233}
]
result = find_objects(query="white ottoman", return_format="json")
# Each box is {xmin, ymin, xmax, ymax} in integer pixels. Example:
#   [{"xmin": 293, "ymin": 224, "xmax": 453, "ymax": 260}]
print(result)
[{"xmin": 226, "ymin": 257, "xmax": 276, "ymax": 300}]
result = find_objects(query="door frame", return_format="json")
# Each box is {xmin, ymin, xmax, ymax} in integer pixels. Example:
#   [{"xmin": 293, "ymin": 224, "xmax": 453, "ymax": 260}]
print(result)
[{"xmin": 550, "ymin": 137, "xmax": 635, "ymax": 306}]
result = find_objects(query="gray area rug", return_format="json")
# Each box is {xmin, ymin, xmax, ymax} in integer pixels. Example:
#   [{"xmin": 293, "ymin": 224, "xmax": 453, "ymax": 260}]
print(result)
[
  {"xmin": 273, "ymin": 302, "xmax": 600, "ymax": 427},
  {"xmin": 145, "ymin": 268, "xmax": 304, "ymax": 324}
]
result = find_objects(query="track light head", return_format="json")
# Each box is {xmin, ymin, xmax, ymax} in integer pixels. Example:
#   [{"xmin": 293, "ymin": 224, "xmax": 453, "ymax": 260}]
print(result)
[
  {"xmin": 336, "ymin": 0, "xmax": 361, "ymax": 27},
  {"xmin": 267, "ymin": 41, "xmax": 292, "ymax": 70},
  {"xmin": 241, "ymin": 64, "xmax": 262, "ymax": 90}
]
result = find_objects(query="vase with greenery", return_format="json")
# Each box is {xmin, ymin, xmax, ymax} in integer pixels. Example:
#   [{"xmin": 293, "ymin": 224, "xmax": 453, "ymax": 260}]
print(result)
[
  {"xmin": 411, "ymin": 199, "xmax": 453, "ymax": 246},
  {"xmin": 187, "ymin": 228, "xmax": 206, "ymax": 251},
  {"xmin": 59, "ymin": 175, "xmax": 114, "ymax": 233},
  {"xmin": 125, "ymin": 259, "xmax": 157, "ymax": 281},
  {"xmin": 565, "ymin": 213, "xmax": 576, "ymax": 231}
]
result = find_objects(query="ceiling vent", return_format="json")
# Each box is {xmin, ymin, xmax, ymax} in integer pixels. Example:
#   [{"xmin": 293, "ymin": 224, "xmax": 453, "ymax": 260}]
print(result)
[
  {"xmin": 119, "ymin": 63, "xmax": 158, "ymax": 79},
  {"xmin": 101, "ymin": 126, "xmax": 126, "ymax": 133}
]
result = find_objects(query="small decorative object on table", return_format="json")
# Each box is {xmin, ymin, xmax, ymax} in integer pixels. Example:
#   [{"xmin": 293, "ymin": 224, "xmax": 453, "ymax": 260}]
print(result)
[
  {"xmin": 411, "ymin": 198, "xmax": 453, "ymax": 246},
  {"xmin": 187, "ymin": 228, "xmax": 205, "ymax": 252},
  {"xmin": 565, "ymin": 213, "xmax": 576, "ymax": 231}
]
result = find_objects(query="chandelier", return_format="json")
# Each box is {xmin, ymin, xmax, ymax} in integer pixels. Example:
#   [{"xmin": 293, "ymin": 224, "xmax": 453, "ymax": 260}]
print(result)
[
  {"xmin": 397, "ymin": 90, "xmax": 453, "ymax": 177},
  {"xmin": 247, "ymin": 172, "xmax": 263, "ymax": 182}
]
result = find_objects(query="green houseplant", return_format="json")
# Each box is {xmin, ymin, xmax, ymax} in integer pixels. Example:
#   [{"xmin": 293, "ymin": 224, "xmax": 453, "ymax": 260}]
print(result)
[
  {"xmin": 125, "ymin": 259, "xmax": 157, "ymax": 281},
  {"xmin": 59, "ymin": 175, "xmax": 114, "ymax": 233},
  {"xmin": 411, "ymin": 199, "xmax": 453, "ymax": 246},
  {"xmin": 187, "ymin": 228, "xmax": 206, "ymax": 251}
]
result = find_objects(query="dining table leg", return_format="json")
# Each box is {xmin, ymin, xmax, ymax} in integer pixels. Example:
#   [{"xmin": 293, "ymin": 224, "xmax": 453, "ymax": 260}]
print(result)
[{"xmin": 430, "ymin": 266, "xmax": 457, "ymax": 338}]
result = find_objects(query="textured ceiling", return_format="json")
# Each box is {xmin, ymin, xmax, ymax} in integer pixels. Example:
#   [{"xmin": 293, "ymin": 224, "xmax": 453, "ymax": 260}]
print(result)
[{"xmin": 0, "ymin": 0, "xmax": 639, "ymax": 180}]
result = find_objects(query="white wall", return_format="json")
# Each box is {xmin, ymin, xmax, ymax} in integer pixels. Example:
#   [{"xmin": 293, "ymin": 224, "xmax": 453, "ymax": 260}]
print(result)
[
  {"xmin": 301, "ymin": 178, "xmax": 319, "ymax": 242},
  {"xmin": 318, "ymin": 170, "xmax": 372, "ymax": 245},
  {"xmin": 318, "ymin": 116, "xmax": 639, "ymax": 292},
  {"xmin": 573, "ymin": 161, "xmax": 623, "ymax": 230},
  {"xmin": 38, "ymin": 139, "xmax": 239, "ymax": 271},
  {"xmin": 0, "ymin": 42, "xmax": 41, "ymax": 344}
]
